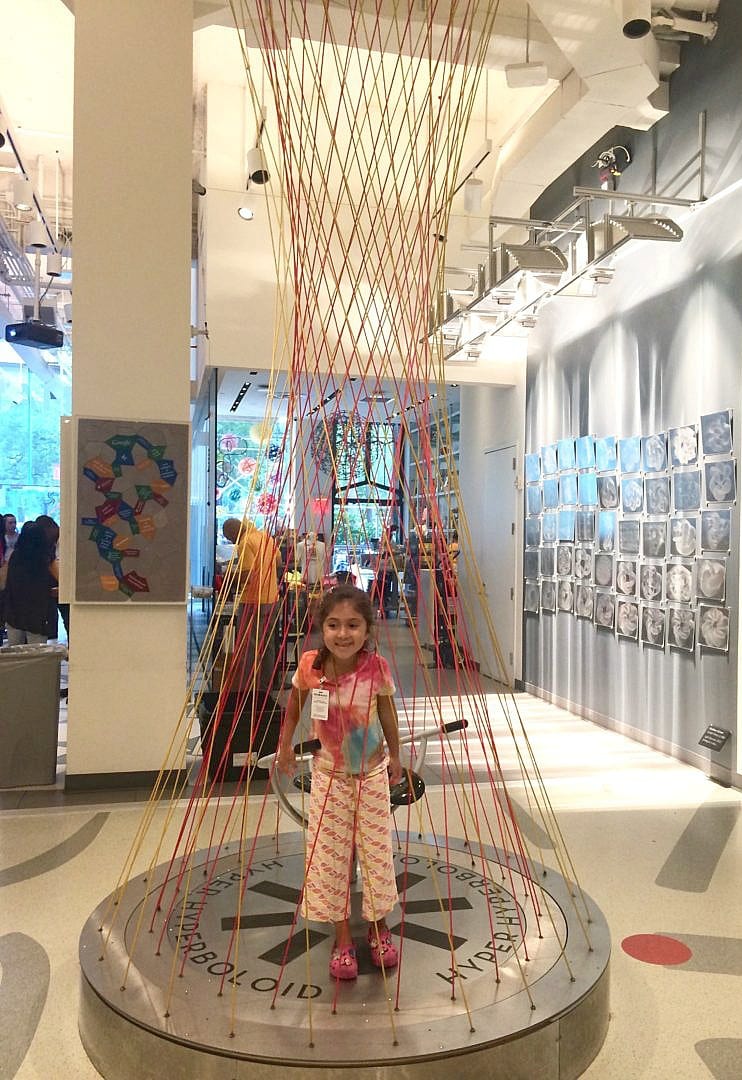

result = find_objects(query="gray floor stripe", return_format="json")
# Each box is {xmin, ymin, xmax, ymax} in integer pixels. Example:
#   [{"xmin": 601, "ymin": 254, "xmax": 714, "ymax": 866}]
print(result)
[
  {"xmin": 0, "ymin": 812, "xmax": 109, "ymax": 888},
  {"xmin": 667, "ymin": 933, "xmax": 742, "ymax": 977},
  {"xmin": 655, "ymin": 803, "xmax": 739, "ymax": 892},
  {"xmin": 696, "ymin": 1038, "xmax": 742, "ymax": 1079},
  {"xmin": 0, "ymin": 933, "xmax": 50, "ymax": 1080}
]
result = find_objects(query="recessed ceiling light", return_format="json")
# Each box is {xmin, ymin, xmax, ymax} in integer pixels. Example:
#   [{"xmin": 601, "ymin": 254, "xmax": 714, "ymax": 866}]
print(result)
[{"xmin": 237, "ymin": 207, "xmax": 255, "ymax": 221}]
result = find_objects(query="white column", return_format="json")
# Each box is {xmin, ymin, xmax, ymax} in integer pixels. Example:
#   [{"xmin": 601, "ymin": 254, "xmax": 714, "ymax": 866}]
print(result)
[{"xmin": 66, "ymin": 0, "xmax": 192, "ymax": 785}]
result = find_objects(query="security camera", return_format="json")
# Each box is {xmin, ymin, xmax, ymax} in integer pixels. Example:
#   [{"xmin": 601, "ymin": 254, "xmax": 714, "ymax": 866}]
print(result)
[
  {"xmin": 192, "ymin": 179, "xmax": 207, "ymax": 196},
  {"xmin": 246, "ymin": 146, "xmax": 269, "ymax": 185},
  {"xmin": 622, "ymin": 0, "xmax": 651, "ymax": 38}
]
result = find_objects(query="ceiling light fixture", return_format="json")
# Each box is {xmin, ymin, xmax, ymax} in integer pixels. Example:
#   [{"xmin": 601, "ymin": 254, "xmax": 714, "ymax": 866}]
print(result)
[
  {"xmin": 463, "ymin": 174, "xmax": 483, "ymax": 214},
  {"xmin": 25, "ymin": 220, "xmax": 51, "ymax": 251},
  {"xmin": 505, "ymin": 5, "xmax": 548, "ymax": 88},
  {"xmin": 237, "ymin": 206, "xmax": 255, "ymax": 220},
  {"xmin": 13, "ymin": 176, "xmax": 34, "ymax": 212}
]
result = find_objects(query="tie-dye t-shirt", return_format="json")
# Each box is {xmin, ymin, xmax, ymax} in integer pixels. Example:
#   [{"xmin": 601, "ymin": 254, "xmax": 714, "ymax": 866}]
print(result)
[{"xmin": 292, "ymin": 648, "xmax": 395, "ymax": 775}]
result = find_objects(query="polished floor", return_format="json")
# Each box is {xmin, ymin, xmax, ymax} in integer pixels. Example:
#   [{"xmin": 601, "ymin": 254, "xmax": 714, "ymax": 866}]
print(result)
[{"xmin": 1, "ymin": 635, "xmax": 741, "ymax": 1078}]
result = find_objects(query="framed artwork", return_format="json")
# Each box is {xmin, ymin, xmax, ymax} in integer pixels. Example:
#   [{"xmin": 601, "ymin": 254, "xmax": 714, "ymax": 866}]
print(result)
[
  {"xmin": 542, "ymin": 513, "xmax": 558, "ymax": 543},
  {"xmin": 704, "ymin": 460, "xmax": 736, "ymax": 504},
  {"xmin": 524, "ymin": 581, "xmax": 540, "ymax": 613},
  {"xmin": 595, "ymin": 592, "xmax": 615, "ymax": 630},
  {"xmin": 523, "ymin": 549, "xmax": 540, "ymax": 579},
  {"xmin": 558, "ymin": 509, "xmax": 576, "ymax": 541},
  {"xmin": 700, "ymin": 509, "xmax": 731, "ymax": 552},
  {"xmin": 641, "ymin": 605, "xmax": 666, "ymax": 648},
  {"xmin": 525, "ymin": 453, "xmax": 541, "ymax": 483},
  {"xmin": 542, "ymin": 444, "xmax": 558, "ymax": 475},
  {"xmin": 526, "ymin": 484, "xmax": 542, "ymax": 516},
  {"xmin": 560, "ymin": 472, "xmax": 578, "ymax": 506},
  {"xmin": 594, "ymin": 553, "xmax": 614, "ymax": 588},
  {"xmin": 541, "ymin": 579, "xmax": 557, "ymax": 613},
  {"xmin": 673, "ymin": 470, "xmax": 702, "ymax": 511},
  {"xmin": 616, "ymin": 599, "xmax": 640, "ymax": 640},
  {"xmin": 540, "ymin": 546, "xmax": 556, "ymax": 576},
  {"xmin": 75, "ymin": 417, "xmax": 190, "ymax": 603},
  {"xmin": 618, "ymin": 436, "xmax": 641, "ymax": 473},
  {"xmin": 670, "ymin": 516, "xmax": 697, "ymax": 557},
  {"xmin": 645, "ymin": 476, "xmax": 671, "ymax": 515},
  {"xmin": 622, "ymin": 477, "xmax": 644, "ymax": 514},
  {"xmin": 698, "ymin": 604, "xmax": 730, "ymax": 651},
  {"xmin": 616, "ymin": 560, "xmax": 638, "ymax": 597},
  {"xmin": 668, "ymin": 606, "xmax": 696, "ymax": 651},
  {"xmin": 525, "ymin": 518, "xmax": 541, "ymax": 547},
  {"xmin": 668, "ymin": 425, "xmax": 698, "ymax": 467},
  {"xmin": 595, "ymin": 436, "xmax": 617, "ymax": 472},
  {"xmin": 700, "ymin": 410, "xmax": 733, "ymax": 456},
  {"xmin": 558, "ymin": 580, "xmax": 574, "ymax": 613},
  {"xmin": 639, "ymin": 563, "xmax": 664, "ymax": 602},
  {"xmin": 696, "ymin": 557, "xmax": 727, "ymax": 602},
  {"xmin": 575, "ymin": 510, "xmax": 596, "ymax": 542},
  {"xmin": 543, "ymin": 477, "xmax": 559, "ymax": 509},
  {"xmin": 575, "ymin": 584, "xmax": 594, "ymax": 619},
  {"xmin": 574, "ymin": 546, "xmax": 593, "ymax": 580},
  {"xmin": 597, "ymin": 510, "xmax": 616, "ymax": 552},
  {"xmin": 578, "ymin": 472, "xmax": 598, "ymax": 507},
  {"xmin": 597, "ymin": 474, "xmax": 619, "ymax": 508},
  {"xmin": 556, "ymin": 544, "xmax": 574, "ymax": 576},
  {"xmin": 619, "ymin": 520, "xmax": 640, "ymax": 555},
  {"xmin": 665, "ymin": 561, "xmax": 693, "ymax": 604},
  {"xmin": 558, "ymin": 438, "xmax": 576, "ymax": 471},
  {"xmin": 576, "ymin": 436, "xmax": 595, "ymax": 470},
  {"xmin": 642, "ymin": 520, "xmax": 667, "ymax": 558}
]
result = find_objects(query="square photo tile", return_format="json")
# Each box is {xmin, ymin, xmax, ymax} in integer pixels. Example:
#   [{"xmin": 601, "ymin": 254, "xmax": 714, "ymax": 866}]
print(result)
[
  {"xmin": 575, "ymin": 510, "xmax": 596, "ymax": 542},
  {"xmin": 668, "ymin": 605, "xmax": 695, "ymax": 651},
  {"xmin": 523, "ymin": 549, "xmax": 540, "ymax": 579},
  {"xmin": 578, "ymin": 471, "xmax": 598, "ymax": 506},
  {"xmin": 597, "ymin": 474, "xmax": 619, "ymax": 508},
  {"xmin": 704, "ymin": 460, "xmax": 736, "ymax": 505},
  {"xmin": 595, "ymin": 591, "xmax": 615, "ymax": 630},
  {"xmin": 526, "ymin": 484, "xmax": 542, "ymax": 516},
  {"xmin": 573, "ymin": 546, "xmax": 593, "ymax": 581},
  {"xmin": 618, "ymin": 436, "xmax": 641, "ymax": 473},
  {"xmin": 541, "ymin": 579, "xmax": 557, "ymax": 613},
  {"xmin": 594, "ymin": 552, "xmax": 614, "ymax": 588},
  {"xmin": 619, "ymin": 520, "xmax": 640, "ymax": 555},
  {"xmin": 556, "ymin": 544, "xmax": 574, "ymax": 576},
  {"xmin": 639, "ymin": 563, "xmax": 664, "ymax": 602},
  {"xmin": 642, "ymin": 433, "xmax": 667, "ymax": 473},
  {"xmin": 595, "ymin": 436, "xmax": 617, "ymax": 472},
  {"xmin": 558, "ymin": 509, "xmax": 576, "ymax": 541},
  {"xmin": 542, "ymin": 512, "xmax": 558, "ymax": 543},
  {"xmin": 665, "ymin": 561, "xmax": 693, "ymax": 604},
  {"xmin": 557, "ymin": 438, "xmax": 576, "ymax": 471},
  {"xmin": 525, "ymin": 518, "xmax": 541, "ymax": 547},
  {"xmin": 700, "ymin": 508, "xmax": 731, "ymax": 552},
  {"xmin": 645, "ymin": 476, "xmax": 671, "ymax": 515},
  {"xmin": 668, "ymin": 425, "xmax": 698, "ymax": 467},
  {"xmin": 576, "ymin": 436, "xmax": 595, "ymax": 470},
  {"xmin": 597, "ymin": 510, "xmax": 616, "ymax": 552},
  {"xmin": 642, "ymin": 520, "xmax": 667, "ymax": 558},
  {"xmin": 700, "ymin": 410, "xmax": 733, "ymax": 456},
  {"xmin": 670, "ymin": 515, "xmax": 697, "ymax": 558},
  {"xmin": 557, "ymin": 579, "xmax": 574, "ymax": 613},
  {"xmin": 616, "ymin": 559, "xmax": 638, "ymax": 597},
  {"xmin": 524, "ymin": 581, "xmax": 540, "ymax": 613},
  {"xmin": 673, "ymin": 470, "xmax": 702, "ymax": 512},
  {"xmin": 575, "ymin": 584, "xmax": 594, "ymax": 619},
  {"xmin": 540, "ymin": 546, "xmax": 556, "ymax": 577},
  {"xmin": 696, "ymin": 556, "xmax": 726, "ymax": 602},
  {"xmin": 616, "ymin": 599, "xmax": 639, "ymax": 640},
  {"xmin": 542, "ymin": 477, "xmax": 559, "ymax": 509},
  {"xmin": 622, "ymin": 476, "xmax": 644, "ymax": 514},
  {"xmin": 542, "ymin": 444, "xmax": 558, "ymax": 476},
  {"xmin": 560, "ymin": 472, "xmax": 578, "ymax": 506},
  {"xmin": 525, "ymin": 452, "xmax": 541, "ymax": 483},
  {"xmin": 698, "ymin": 604, "xmax": 730, "ymax": 651},
  {"xmin": 641, "ymin": 605, "xmax": 666, "ymax": 648}
]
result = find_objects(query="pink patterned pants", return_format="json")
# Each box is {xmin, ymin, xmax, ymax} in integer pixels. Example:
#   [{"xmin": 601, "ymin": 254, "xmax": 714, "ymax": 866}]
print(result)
[{"xmin": 304, "ymin": 760, "xmax": 398, "ymax": 924}]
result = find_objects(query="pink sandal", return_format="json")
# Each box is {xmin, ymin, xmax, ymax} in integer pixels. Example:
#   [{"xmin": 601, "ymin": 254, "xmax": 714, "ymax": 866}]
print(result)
[
  {"xmin": 368, "ymin": 926, "xmax": 398, "ymax": 970},
  {"xmin": 329, "ymin": 943, "xmax": 358, "ymax": 980}
]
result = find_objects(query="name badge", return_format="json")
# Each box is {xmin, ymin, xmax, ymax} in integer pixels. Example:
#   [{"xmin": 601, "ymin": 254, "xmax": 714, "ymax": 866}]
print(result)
[{"xmin": 310, "ymin": 688, "xmax": 330, "ymax": 722}]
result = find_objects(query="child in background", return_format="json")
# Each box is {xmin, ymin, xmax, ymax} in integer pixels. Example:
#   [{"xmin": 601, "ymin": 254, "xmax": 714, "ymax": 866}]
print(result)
[{"xmin": 277, "ymin": 584, "xmax": 402, "ymax": 980}]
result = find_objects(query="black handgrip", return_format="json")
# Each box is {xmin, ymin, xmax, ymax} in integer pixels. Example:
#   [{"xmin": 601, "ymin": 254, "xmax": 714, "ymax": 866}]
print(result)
[
  {"xmin": 292, "ymin": 737, "xmax": 321, "ymax": 754},
  {"xmin": 440, "ymin": 718, "xmax": 468, "ymax": 734}
]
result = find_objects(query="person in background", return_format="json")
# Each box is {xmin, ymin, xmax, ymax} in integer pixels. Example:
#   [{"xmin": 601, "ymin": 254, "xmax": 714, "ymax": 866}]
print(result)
[
  {"xmin": 3, "ymin": 513, "xmax": 19, "ymax": 558},
  {"xmin": 36, "ymin": 515, "xmax": 70, "ymax": 641},
  {"xmin": 0, "ymin": 514, "xmax": 11, "ymax": 641},
  {"xmin": 4, "ymin": 522, "xmax": 58, "ymax": 645},
  {"xmin": 223, "ymin": 517, "xmax": 282, "ymax": 694}
]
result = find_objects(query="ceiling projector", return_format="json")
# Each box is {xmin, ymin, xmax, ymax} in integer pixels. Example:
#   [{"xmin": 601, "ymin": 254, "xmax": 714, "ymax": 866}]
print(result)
[{"xmin": 5, "ymin": 320, "xmax": 64, "ymax": 349}]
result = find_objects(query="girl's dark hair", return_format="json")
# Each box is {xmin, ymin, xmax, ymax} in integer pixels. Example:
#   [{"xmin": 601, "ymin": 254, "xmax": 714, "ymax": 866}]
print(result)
[
  {"xmin": 13, "ymin": 522, "xmax": 49, "ymax": 573},
  {"xmin": 312, "ymin": 584, "xmax": 376, "ymax": 669}
]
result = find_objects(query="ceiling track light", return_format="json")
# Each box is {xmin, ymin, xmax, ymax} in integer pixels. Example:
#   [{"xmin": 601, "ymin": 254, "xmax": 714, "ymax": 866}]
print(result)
[
  {"xmin": 505, "ymin": 4, "xmax": 548, "ymax": 88},
  {"xmin": 463, "ymin": 175, "xmax": 483, "ymax": 214}
]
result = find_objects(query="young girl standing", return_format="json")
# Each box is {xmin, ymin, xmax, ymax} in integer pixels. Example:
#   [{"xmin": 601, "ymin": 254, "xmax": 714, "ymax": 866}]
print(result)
[{"xmin": 277, "ymin": 584, "xmax": 402, "ymax": 980}]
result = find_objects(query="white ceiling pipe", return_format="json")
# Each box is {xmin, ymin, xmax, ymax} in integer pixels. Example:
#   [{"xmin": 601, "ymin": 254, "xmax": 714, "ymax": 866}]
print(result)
[
  {"xmin": 662, "ymin": 1, "xmax": 719, "ymax": 12},
  {"xmin": 652, "ymin": 12, "xmax": 718, "ymax": 38}
]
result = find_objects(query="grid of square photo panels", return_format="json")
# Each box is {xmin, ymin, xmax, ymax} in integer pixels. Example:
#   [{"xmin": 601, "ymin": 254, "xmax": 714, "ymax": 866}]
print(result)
[{"xmin": 523, "ymin": 412, "xmax": 735, "ymax": 653}]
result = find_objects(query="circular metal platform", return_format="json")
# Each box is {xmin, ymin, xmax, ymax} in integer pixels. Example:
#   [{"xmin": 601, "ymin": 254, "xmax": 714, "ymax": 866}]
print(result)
[{"xmin": 79, "ymin": 833, "xmax": 610, "ymax": 1079}]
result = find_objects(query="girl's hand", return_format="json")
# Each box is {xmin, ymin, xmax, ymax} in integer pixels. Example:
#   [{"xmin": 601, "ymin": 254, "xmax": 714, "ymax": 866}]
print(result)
[
  {"xmin": 388, "ymin": 755, "xmax": 403, "ymax": 785},
  {"xmin": 276, "ymin": 743, "xmax": 297, "ymax": 777}
]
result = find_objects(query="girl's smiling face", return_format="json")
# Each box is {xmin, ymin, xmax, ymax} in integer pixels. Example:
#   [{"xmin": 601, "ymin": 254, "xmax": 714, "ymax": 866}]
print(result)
[{"xmin": 321, "ymin": 600, "xmax": 370, "ymax": 669}]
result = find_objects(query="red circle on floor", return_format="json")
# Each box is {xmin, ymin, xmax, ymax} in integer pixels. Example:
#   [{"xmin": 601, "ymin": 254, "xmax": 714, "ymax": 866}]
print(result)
[{"xmin": 621, "ymin": 934, "xmax": 692, "ymax": 966}]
